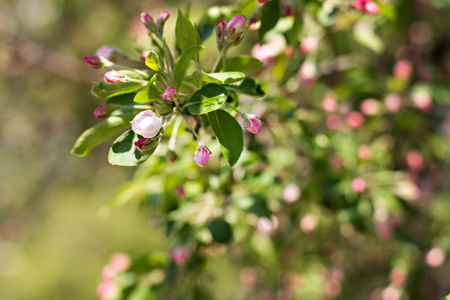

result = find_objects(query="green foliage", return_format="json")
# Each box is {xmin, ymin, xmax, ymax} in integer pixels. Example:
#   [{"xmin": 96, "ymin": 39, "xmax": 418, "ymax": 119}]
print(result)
[
  {"xmin": 207, "ymin": 110, "xmax": 243, "ymax": 166},
  {"xmin": 108, "ymin": 130, "xmax": 158, "ymax": 166},
  {"xmin": 173, "ymin": 46, "xmax": 204, "ymax": 89},
  {"xmin": 71, "ymin": 114, "xmax": 134, "ymax": 156},
  {"xmin": 186, "ymin": 83, "xmax": 229, "ymax": 115},
  {"xmin": 176, "ymin": 9, "xmax": 200, "ymax": 51}
]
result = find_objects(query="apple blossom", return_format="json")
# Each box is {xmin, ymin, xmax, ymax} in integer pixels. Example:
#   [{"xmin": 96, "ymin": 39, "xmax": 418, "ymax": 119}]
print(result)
[
  {"xmin": 104, "ymin": 70, "xmax": 127, "ymax": 84},
  {"xmin": 194, "ymin": 142, "xmax": 211, "ymax": 167},
  {"xmin": 243, "ymin": 114, "xmax": 262, "ymax": 134},
  {"xmin": 131, "ymin": 110, "xmax": 163, "ymax": 138}
]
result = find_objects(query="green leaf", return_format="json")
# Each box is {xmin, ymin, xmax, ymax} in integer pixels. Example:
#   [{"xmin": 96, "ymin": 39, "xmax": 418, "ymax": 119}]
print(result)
[
  {"xmin": 145, "ymin": 50, "xmax": 161, "ymax": 72},
  {"xmin": 71, "ymin": 114, "xmax": 134, "ymax": 157},
  {"xmin": 208, "ymin": 218, "xmax": 233, "ymax": 244},
  {"xmin": 175, "ymin": 9, "xmax": 199, "ymax": 51},
  {"xmin": 353, "ymin": 22, "xmax": 385, "ymax": 54},
  {"xmin": 187, "ymin": 83, "xmax": 228, "ymax": 115},
  {"xmin": 259, "ymin": 0, "xmax": 280, "ymax": 43},
  {"xmin": 133, "ymin": 74, "xmax": 159, "ymax": 103},
  {"xmin": 227, "ymin": 78, "xmax": 265, "ymax": 97},
  {"xmin": 207, "ymin": 109, "xmax": 243, "ymax": 166},
  {"xmin": 91, "ymin": 70, "xmax": 147, "ymax": 98},
  {"xmin": 223, "ymin": 56, "xmax": 263, "ymax": 74},
  {"xmin": 173, "ymin": 45, "xmax": 204, "ymax": 89},
  {"xmin": 194, "ymin": 70, "xmax": 245, "ymax": 84},
  {"xmin": 108, "ymin": 130, "xmax": 158, "ymax": 166}
]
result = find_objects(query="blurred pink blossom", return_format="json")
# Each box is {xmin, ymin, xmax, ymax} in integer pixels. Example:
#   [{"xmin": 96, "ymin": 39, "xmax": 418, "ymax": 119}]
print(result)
[
  {"xmin": 385, "ymin": 93, "xmax": 402, "ymax": 112},
  {"xmin": 425, "ymin": 248, "xmax": 445, "ymax": 268},
  {"xmin": 346, "ymin": 112, "xmax": 364, "ymax": 128},
  {"xmin": 326, "ymin": 114, "xmax": 342, "ymax": 130},
  {"xmin": 351, "ymin": 178, "xmax": 367, "ymax": 193},
  {"xmin": 283, "ymin": 184, "xmax": 301, "ymax": 203}
]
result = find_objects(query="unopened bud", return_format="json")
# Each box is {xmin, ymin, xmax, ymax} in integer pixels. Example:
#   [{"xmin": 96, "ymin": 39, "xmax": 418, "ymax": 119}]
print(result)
[
  {"xmin": 194, "ymin": 142, "xmax": 211, "ymax": 167},
  {"xmin": 162, "ymin": 87, "xmax": 177, "ymax": 100},
  {"xmin": 171, "ymin": 247, "xmax": 189, "ymax": 265},
  {"xmin": 215, "ymin": 18, "xmax": 227, "ymax": 49},
  {"xmin": 363, "ymin": 1, "xmax": 379, "ymax": 14},
  {"xmin": 225, "ymin": 15, "xmax": 246, "ymax": 44},
  {"xmin": 157, "ymin": 11, "xmax": 171, "ymax": 28},
  {"xmin": 93, "ymin": 105, "xmax": 114, "ymax": 119},
  {"xmin": 104, "ymin": 70, "xmax": 128, "ymax": 84},
  {"xmin": 134, "ymin": 137, "xmax": 159, "ymax": 153},
  {"xmin": 83, "ymin": 55, "xmax": 111, "ymax": 69},
  {"xmin": 140, "ymin": 12, "xmax": 157, "ymax": 32},
  {"xmin": 243, "ymin": 114, "xmax": 262, "ymax": 134}
]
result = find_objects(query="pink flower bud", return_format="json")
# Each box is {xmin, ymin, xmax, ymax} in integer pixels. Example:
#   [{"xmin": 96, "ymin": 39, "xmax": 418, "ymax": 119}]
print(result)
[
  {"xmin": 101, "ymin": 265, "xmax": 117, "ymax": 280},
  {"xmin": 225, "ymin": 15, "xmax": 246, "ymax": 43},
  {"xmin": 393, "ymin": 59, "xmax": 412, "ymax": 79},
  {"xmin": 353, "ymin": 0, "xmax": 369, "ymax": 10},
  {"xmin": 389, "ymin": 268, "xmax": 407, "ymax": 285},
  {"xmin": 162, "ymin": 86, "xmax": 177, "ymax": 100},
  {"xmin": 256, "ymin": 217, "xmax": 278, "ymax": 235},
  {"xmin": 104, "ymin": 70, "xmax": 127, "ymax": 84},
  {"xmin": 385, "ymin": 93, "xmax": 402, "ymax": 112},
  {"xmin": 425, "ymin": 248, "xmax": 445, "ymax": 268},
  {"xmin": 283, "ymin": 184, "xmax": 301, "ymax": 203},
  {"xmin": 83, "ymin": 55, "xmax": 110, "ymax": 69},
  {"xmin": 413, "ymin": 91, "xmax": 432, "ymax": 111},
  {"xmin": 131, "ymin": 110, "xmax": 163, "ymax": 138},
  {"xmin": 300, "ymin": 214, "xmax": 318, "ymax": 233},
  {"xmin": 140, "ymin": 12, "xmax": 156, "ymax": 32},
  {"xmin": 406, "ymin": 150, "xmax": 424, "ymax": 171},
  {"xmin": 157, "ymin": 11, "xmax": 171, "ymax": 27},
  {"xmin": 351, "ymin": 178, "xmax": 366, "ymax": 193},
  {"xmin": 298, "ymin": 61, "xmax": 317, "ymax": 87},
  {"xmin": 299, "ymin": 37, "xmax": 318, "ymax": 54},
  {"xmin": 381, "ymin": 287, "xmax": 401, "ymax": 300},
  {"xmin": 93, "ymin": 105, "xmax": 114, "ymax": 119},
  {"xmin": 243, "ymin": 114, "xmax": 262, "ymax": 134},
  {"xmin": 360, "ymin": 98, "xmax": 381, "ymax": 116},
  {"xmin": 357, "ymin": 145, "xmax": 371, "ymax": 160},
  {"xmin": 321, "ymin": 93, "xmax": 338, "ymax": 112},
  {"xmin": 282, "ymin": 4, "xmax": 294, "ymax": 16},
  {"xmin": 110, "ymin": 253, "xmax": 131, "ymax": 272},
  {"xmin": 326, "ymin": 114, "xmax": 342, "ymax": 130},
  {"xmin": 363, "ymin": 1, "xmax": 379, "ymax": 14},
  {"xmin": 216, "ymin": 18, "xmax": 227, "ymax": 48},
  {"xmin": 346, "ymin": 112, "xmax": 364, "ymax": 128},
  {"xmin": 194, "ymin": 142, "xmax": 211, "ymax": 167},
  {"xmin": 96, "ymin": 280, "xmax": 117, "ymax": 299},
  {"xmin": 171, "ymin": 247, "xmax": 189, "ymax": 265}
]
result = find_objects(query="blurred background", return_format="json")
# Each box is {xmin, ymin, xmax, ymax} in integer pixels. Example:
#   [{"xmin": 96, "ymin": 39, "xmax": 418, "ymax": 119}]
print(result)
[{"xmin": 2, "ymin": 0, "xmax": 450, "ymax": 299}]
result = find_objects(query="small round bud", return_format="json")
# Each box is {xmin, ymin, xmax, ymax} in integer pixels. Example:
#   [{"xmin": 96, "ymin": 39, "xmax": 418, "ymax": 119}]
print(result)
[
  {"xmin": 104, "ymin": 70, "xmax": 128, "ymax": 84},
  {"xmin": 346, "ymin": 111, "xmax": 364, "ymax": 128},
  {"xmin": 140, "ymin": 12, "xmax": 157, "ymax": 32},
  {"xmin": 162, "ymin": 87, "xmax": 177, "ymax": 101},
  {"xmin": 394, "ymin": 59, "xmax": 412, "ymax": 79},
  {"xmin": 83, "ymin": 55, "xmax": 110, "ymax": 69},
  {"xmin": 171, "ymin": 247, "xmax": 189, "ymax": 265},
  {"xmin": 131, "ymin": 110, "xmax": 163, "ymax": 139},
  {"xmin": 243, "ymin": 114, "xmax": 262, "ymax": 134},
  {"xmin": 363, "ymin": 1, "xmax": 379, "ymax": 14},
  {"xmin": 96, "ymin": 280, "xmax": 117, "ymax": 300},
  {"xmin": 194, "ymin": 142, "xmax": 211, "ymax": 167},
  {"xmin": 157, "ymin": 11, "xmax": 171, "ymax": 28},
  {"xmin": 93, "ymin": 105, "xmax": 114, "ymax": 119},
  {"xmin": 351, "ymin": 178, "xmax": 367, "ymax": 193}
]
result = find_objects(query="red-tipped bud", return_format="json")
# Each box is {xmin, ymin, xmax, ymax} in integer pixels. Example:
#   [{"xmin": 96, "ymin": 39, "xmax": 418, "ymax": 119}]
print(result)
[
  {"xmin": 171, "ymin": 248, "xmax": 189, "ymax": 265},
  {"xmin": 83, "ymin": 55, "xmax": 111, "ymax": 69},
  {"xmin": 157, "ymin": 11, "xmax": 171, "ymax": 28},
  {"xmin": 104, "ymin": 70, "xmax": 128, "ymax": 84},
  {"xmin": 194, "ymin": 142, "xmax": 211, "ymax": 167},
  {"xmin": 162, "ymin": 87, "xmax": 177, "ymax": 100},
  {"xmin": 93, "ymin": 105, "xmax": 114, "ymax": 119},
  {"xmin": 216, "ymin": 18, "xmax": 227, "ymax": 48},
  {"xmin": 140, "ymin": 12, "xmax": 157, "ymax": 32},
  {"xmin": 243, "ymin": 114, "xmax": 262, "ymax": 134},
  {"xmin": 134, "ymin": 137, "xmax": 159, "ymax": 153},
  {"xmin": 225, "ymin": 15, "xmax": 247, "ymax": 43}
]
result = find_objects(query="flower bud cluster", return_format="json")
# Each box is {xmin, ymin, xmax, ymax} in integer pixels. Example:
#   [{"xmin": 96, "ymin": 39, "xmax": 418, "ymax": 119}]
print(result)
[
  {"xmin": 141, "ymin": 11, "xmax": 171, "ymax": 34},
  {"xmin": 216, "ymin": 15, "xmax": 246, "ymax": 50}
]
